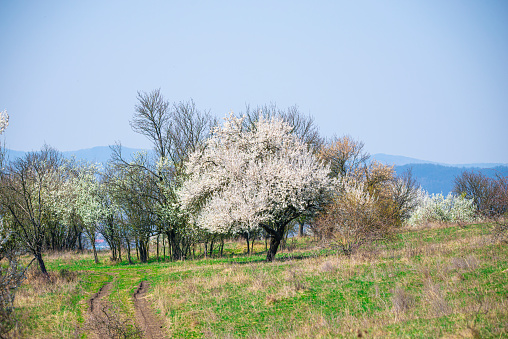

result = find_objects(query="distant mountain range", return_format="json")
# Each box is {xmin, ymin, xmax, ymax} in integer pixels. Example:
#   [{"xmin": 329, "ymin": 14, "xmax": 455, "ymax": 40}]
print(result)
[
  {"xmin": 371, "ymin": 154, "xmax": 508, "ymax": 195},
  {"xmin": 4, "ymin": 146, "xmax": 150, "ymax": 165},
  {"xmin": 4, "ymin": 148, "xmax": 507, "ymax": 195},
  {"xmin": 371, "ymin": 153, "xmax": 507, "ymax": 168}
]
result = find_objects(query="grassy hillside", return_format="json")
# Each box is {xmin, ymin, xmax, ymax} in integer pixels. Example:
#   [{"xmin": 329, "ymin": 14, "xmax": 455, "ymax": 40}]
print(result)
[{"xmin": 13, "ymin": 222, "xmax": 508, "ymax": 338}]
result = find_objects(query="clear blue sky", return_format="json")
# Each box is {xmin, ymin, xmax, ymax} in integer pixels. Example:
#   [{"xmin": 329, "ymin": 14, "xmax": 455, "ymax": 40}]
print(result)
[{"xmin": 1, "ymin": 1, "xmax": 507, "ymax": 164}]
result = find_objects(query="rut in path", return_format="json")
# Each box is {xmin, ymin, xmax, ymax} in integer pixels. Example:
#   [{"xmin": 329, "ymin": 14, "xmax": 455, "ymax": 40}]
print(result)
[
  {"xmin": 87, "ymin": 278, "xmax": 142, "ymax": 339},
  {"xmin": 87, "ymin": 281, "xmax": 113, "ymax": 339},
  {"xmin": 133, "ymin": 281, "xmax": 167, "ymax": 338}
]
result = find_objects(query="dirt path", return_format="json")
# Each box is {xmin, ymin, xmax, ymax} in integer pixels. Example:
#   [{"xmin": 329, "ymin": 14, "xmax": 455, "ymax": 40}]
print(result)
[
  {"xmin": 133, "ymin": 281, "xmax": 167, "ymax": 338},
  {"xmin": 87, "ymin": 281, "xmax": 114, "ymax": 339}
]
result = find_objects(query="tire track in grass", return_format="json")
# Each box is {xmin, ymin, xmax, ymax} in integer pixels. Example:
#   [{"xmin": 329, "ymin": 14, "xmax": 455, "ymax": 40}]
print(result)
[
  {"xmin": 133, "ymin": 281, "xmax": 167, "ymax": 338},
  {"xmin": 87, "ymin": 280, "xmax": 114, "ymax": 339}
]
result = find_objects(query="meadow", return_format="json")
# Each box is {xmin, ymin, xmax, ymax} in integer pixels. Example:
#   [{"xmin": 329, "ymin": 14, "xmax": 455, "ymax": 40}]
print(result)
[{"xmin": 13, "ymin": 221, "xmax": 508, "ymax": 338}]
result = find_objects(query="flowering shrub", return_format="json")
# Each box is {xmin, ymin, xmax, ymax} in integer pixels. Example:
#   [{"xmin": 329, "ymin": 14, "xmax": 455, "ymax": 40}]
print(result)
[
  {"xmin": 313, "ymin": 177, "xmax": 389, "ymax": 255},
  {"xmin": 406, "ymin": 191, "xmax": 476, "ymax": 226}
]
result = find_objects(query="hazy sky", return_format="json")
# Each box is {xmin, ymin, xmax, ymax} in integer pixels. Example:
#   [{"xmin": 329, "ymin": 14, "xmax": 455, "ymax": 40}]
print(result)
[{"xmin": 1, "ymin": 1, "xmax": 507, "ymax": 164}]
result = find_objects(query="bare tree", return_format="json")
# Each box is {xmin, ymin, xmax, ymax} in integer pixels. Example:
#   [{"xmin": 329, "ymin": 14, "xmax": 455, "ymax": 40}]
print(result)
[
  {"xmin": 453, "ymin": 170, "xmax": 504, "ymax": 218},
  {"xmin": 112, "ymin": 89, "xmax": 215, "ymax": 261},
  {"xmin": 242, "ymin": 104, "xmax": 323, "ymax": 151},
  {"xmin": 390, "ymin": 168, "xmax": 421, "ymax": 225},
  {"xmin": 0, "ymin": 226, "xmax": 28, "ymax": 337},
  {"xmin": 314, "ymin": 179, "xmax": 389, "ymax": 255},
  {"xmin": 127, "ymin": 89, "xmax": 215, "ymax": 173},
  {"xmin": 318, "ymin": 135, "xmax": 370, "ymax": 179},
  {"xmin": 130, "ymin": 89, "xmax": 171, "ymax": 160},
  {"xmin": 167, "ymin": 100, "xmax": 217, "ymax": 173},
  {"xmin": 108, "ymin": 155, "xmax": 160, "ymax": 263},
  {"xmin": 0, "ymin": 146, "xmax": 64, "ymax": 275},
  {"xmin": 492, "ymin": 174, "xmax": 508, "ymax": 242}
]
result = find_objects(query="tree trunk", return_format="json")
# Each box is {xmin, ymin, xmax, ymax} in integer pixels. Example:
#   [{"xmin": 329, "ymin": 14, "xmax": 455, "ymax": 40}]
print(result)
[
  {"xmin": 245, "ymin": 234, "xmax": 250, "ymax": 254},
  {"xmin": 136, "ymin": 238, "xmax": 139, "ymax": 260},
  {"xmin": 266, "ymin": 235, "xmax": 282, "ymax": 262},
  {"xmin": 111, "ymin": 245, "xmax": 117, "ymax": 261},
  {"xmin": 92, "ymin": 242, "xmax": 99, "ymax": 264},
  {"xmin": 126, "ymin": 239, "xmax": 133, "ymax": 264},
  {"xmin": 162, "ymin": 234, "xmax": 166, "ymax": 261},
  {"xmin": 118, "ymin": 239, "xmax": 122, "ymax": 262},
  {"xmin": 78, "ymin": 232, "xmax": 83, "ymax": 253},
  {"xmin": 156, "ymin": 233, "xmax": 160, "ymax": 262},
  {"xmin": 35, "ymin": 252, "xmax": 49, "ymax": 276},
  {"xmin": 166, "ymin": 230, "xmax": 181, "ymax": 261},
  {"xmin": 139, "ymin": 241, "xmax": 148, "ymax": 263},
  {"xmin": 265, "ymin": 223, "xmax": 285, "ymax": 262},
  {"xmin": 209, "ymin": 239, "xmax": 214, "ymax": 258},
  {"xmin": 299, "ymin": 223, "xmax": 305, "ymax": 237},
  {"xmin": 169, "ymin": 237, "xmax": 173, "ymax": 261}
]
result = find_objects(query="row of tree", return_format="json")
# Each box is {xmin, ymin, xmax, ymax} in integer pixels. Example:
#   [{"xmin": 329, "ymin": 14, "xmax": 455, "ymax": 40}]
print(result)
[{"xmin": 1, "ymin": 90, "xmax": 506, "ymax": 278}]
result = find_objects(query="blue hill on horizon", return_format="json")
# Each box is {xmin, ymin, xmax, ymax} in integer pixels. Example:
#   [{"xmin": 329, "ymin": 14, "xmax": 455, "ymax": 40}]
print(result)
[
  {"xmin": 371, "ymin": 153, "xmax": 507, "ymax": 168},
  {"xmin": 4, "ymin": 146, "xmax": 151, "ymax": 165},
  {"xmin": 370, "ymin": 154, "xmax": 508, "ymax": 195},
  {"xmin": 393, "ymin": 163, "xmax": 508, "ymax": 195}
]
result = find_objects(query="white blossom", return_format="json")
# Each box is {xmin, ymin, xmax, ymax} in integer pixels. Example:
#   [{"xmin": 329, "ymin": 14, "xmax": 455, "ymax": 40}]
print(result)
[
  {"xmin": 0, "ymin": 110, "xmax": 8, "ymax": 134},
  {"xmin": 406, "ymin": 191, "xmax": 476, "ymax": 226},
  {"xmin": 179, "ymin": 114, "xmax": 331, "ymax": 235}
]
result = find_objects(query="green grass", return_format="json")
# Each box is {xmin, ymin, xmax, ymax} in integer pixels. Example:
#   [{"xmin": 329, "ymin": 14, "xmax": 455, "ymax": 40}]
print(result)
[{"xmin": 13, "ymin": 222, "xmax": 508, "ymax": 338}]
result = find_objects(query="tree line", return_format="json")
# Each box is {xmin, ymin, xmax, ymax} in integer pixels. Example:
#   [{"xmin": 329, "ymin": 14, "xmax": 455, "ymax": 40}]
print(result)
[{"xmin": 1, "ymin": 90, "xmax": 507, "ymax": 276}]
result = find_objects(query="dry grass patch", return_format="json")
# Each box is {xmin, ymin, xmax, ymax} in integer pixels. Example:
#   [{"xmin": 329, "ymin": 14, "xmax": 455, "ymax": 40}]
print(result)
[{"xmin": 14, "ymin": 267, "xmax": 83, "ymax": 337}]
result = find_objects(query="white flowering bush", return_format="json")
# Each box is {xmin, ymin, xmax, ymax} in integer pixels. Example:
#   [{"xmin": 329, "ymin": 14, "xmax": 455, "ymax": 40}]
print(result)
[
  {"xmin": 406, "ymin": 191, "xmax": 476, "ymax": 226},
  {"xmin": 179, "ymin": 114, "xmax": 331, "ymax": 261},
  {"xmin": 56, "ymin": 163, "xmax": 106, "ymax": 264},
  {"xmin": 0, "ymin": 110, "xmax": 8, "ymax": 135},
  {"xmin": 0, "ymin": 110, "xmax": 8, "ymax": 169}
]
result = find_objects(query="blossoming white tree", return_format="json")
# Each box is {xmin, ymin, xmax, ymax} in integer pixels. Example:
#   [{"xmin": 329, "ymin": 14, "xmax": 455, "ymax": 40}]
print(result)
[
  {"xmin": 0, "ymin": 110, "xmax": 8, "ymax": 168},
  {"xmin": 0, "ymin": 110, "xmax": 8, "ymax": 135},
  {"xmin": 179, "ymin": 114, "xmax": 332, "ymax": 261},
  {"xmin": 60, "ymin": 163, "xmax": 106, "ymax": 264}
]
